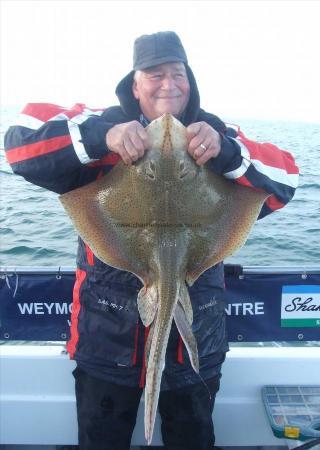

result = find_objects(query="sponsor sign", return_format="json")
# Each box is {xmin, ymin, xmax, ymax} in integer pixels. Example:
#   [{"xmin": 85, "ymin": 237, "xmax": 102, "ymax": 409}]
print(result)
[
  {"xmin": 1, "ymin": 270, "xmax": 320, "ymax": 341},
  {"xmin": 281, "ymin": 285, "xmax": 320, "ymax": 328}
]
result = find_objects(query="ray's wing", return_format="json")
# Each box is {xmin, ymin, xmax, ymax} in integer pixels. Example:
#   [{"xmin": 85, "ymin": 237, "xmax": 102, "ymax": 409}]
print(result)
[
  {"xmin": 59, "ymin": 163, "xmax": 152, "ymax": 281},
  {"xmin": 186, "ymin": 173, "xmax": 268, "ymax": 285}
]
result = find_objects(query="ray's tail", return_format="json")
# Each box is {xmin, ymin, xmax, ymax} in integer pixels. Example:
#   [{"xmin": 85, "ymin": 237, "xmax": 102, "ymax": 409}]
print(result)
[{"xmin": 144, "ymin": 265, "xmax": 180, "ymax": 445}]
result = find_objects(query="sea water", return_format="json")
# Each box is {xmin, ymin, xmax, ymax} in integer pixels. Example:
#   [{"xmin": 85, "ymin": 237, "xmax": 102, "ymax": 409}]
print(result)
[{"xmin": 1, "ymin": 105, "xmax": 319, "ymax": 267}]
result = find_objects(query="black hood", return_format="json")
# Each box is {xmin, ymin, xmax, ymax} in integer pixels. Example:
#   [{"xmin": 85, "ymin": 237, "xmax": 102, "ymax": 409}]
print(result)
[{"xmin": 115, "ymin": 65, "xmax": 201, "ymax": 126}]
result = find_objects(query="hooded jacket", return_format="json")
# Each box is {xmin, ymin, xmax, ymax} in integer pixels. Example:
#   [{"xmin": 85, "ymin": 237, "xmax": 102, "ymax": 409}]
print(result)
[{"xmin": 4, "ymin": 65, "xmax": 299, "ymax": 388}]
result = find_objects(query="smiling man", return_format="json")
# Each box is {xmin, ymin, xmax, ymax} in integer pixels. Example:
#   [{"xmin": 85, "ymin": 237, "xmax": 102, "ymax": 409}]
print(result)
[
  {"xmin": 132, "ymin": 63, "xmax": 190, "ymax": 120},
  {"xmin": 4, "ymin": 31, "xmax": 299, "ymax": 450}
]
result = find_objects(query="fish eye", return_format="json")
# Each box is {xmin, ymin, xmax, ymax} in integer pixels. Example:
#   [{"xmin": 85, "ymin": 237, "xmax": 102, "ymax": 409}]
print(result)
[
  {"xmin": 145, "ymin": 160, "xmax": 156, "ymax": 180},
  {"xmin": 179, "ymin": 160, "xmax": 198, "ymax": 180},
  {"xmin": 179, "ymin": 161, "xmax": 189, "ymax": 179}
]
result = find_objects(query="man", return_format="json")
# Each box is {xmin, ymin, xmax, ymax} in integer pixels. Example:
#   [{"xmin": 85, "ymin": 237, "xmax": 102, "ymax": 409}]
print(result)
[{"xmin": 5, "ymin": 31, "xmax": 299, "ymax": 450}]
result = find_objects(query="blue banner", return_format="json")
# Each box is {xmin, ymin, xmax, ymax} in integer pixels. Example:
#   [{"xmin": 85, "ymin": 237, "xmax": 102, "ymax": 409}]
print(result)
[{"xmin": 0, "ymin": 268, "xmax": 319, "ymax": 342}]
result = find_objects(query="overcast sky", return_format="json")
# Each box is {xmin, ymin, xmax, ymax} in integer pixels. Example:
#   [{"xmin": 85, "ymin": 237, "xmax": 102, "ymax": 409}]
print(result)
[{"xmin": 1, "ymin": 0, "xmax": 319, "ymax": 123}]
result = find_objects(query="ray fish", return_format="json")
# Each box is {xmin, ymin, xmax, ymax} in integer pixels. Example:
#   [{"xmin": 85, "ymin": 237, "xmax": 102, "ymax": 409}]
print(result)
[{"xmin": 60, "ymin": 113, "xmax": 267, "ymax": 445}]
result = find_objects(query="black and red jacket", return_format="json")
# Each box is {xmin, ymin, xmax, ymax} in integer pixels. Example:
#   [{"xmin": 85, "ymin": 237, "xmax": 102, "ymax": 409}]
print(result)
[{"xmin": 4, "ymin": 66, "xmax": 299, "ymax": 388}]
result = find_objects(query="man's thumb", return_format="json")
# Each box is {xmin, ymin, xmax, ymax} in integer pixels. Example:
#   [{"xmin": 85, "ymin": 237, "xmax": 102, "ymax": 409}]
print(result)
[{"xmin": 186, "ymin": 122, "xmax": 201, "ymax": 139}]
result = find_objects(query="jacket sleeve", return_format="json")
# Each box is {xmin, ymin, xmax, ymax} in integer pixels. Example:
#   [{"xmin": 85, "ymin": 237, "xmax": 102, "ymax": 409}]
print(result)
[
  {"xmin": 4, "ymin": 103, "xmax": 117, "ymax": 194},
  {"xmin": 207, "ymin": 126, "xmax": 299, "ymax": 218}
]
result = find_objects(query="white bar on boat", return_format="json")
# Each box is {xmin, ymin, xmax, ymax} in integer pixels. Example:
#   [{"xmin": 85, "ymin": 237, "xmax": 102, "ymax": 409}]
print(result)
[{"xmin": 1, "ymin": 265, "xmax": 320, "ymax": 274}]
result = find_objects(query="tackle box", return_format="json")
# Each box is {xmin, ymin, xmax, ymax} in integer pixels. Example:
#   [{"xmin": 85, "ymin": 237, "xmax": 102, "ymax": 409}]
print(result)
[{"xmin": 262, "ymin": 386, "xmax": 320, "ymax": 441}]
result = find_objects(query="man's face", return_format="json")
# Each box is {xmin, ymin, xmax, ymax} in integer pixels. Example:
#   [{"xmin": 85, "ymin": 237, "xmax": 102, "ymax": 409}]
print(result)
[{"xmin": 132, "ymin": 62, "xmax": 190, "ymax": 121}]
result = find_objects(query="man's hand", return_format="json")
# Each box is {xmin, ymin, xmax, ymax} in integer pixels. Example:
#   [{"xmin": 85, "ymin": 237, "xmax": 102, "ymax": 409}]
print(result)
[
  {"xmin": 106, "ymin": 121, "xmax": 149, "ymax": 165},
  {"xmin": 186, "ymin": 122, "xmax": 221, "ymax": 166}
]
